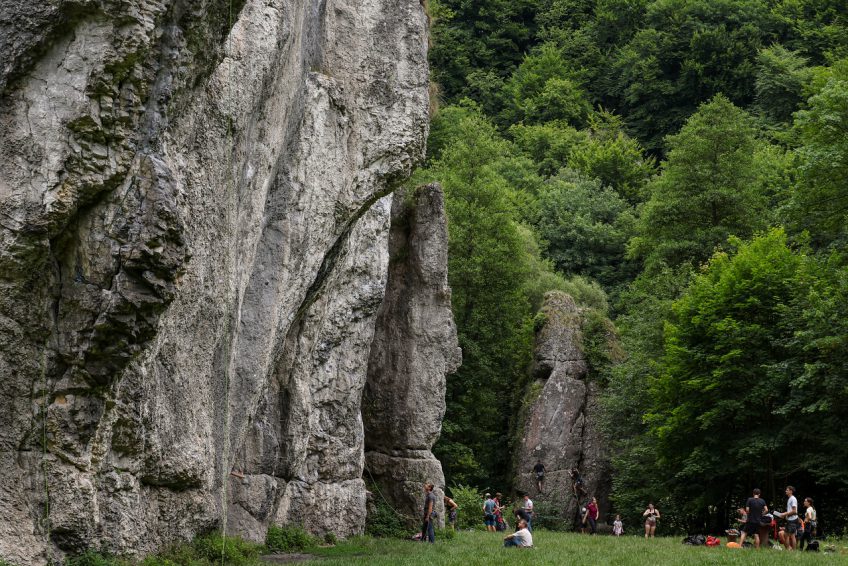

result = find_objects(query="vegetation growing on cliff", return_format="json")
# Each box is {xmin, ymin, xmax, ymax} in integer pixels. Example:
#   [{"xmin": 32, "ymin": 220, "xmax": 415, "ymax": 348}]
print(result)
[{"xmin": 425, "ymin": 0, "xmax": 848, "ymax": 534}]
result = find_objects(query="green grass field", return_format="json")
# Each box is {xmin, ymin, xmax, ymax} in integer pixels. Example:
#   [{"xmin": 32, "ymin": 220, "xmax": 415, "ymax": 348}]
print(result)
[{"xmin": 309, "ymin": 530, "xmax": 848, "ymax": 566}]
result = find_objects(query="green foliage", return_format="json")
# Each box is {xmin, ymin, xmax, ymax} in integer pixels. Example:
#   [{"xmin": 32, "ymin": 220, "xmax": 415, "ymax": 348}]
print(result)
[
  {"xmin": 365, "ymin": 498, "xmax": 410, "ymax": 539},
  {"xmin": 755, "ymin": 44, "xmax": 813, "ymax": 123},
  {"xmin": 502, "ymin": 44, "xmax": 590, "ymax": 126},
  {"xmin": 566, "ymin": 111, "xmax": 655, "ymax": 204},
  {"xmin": 323, "ymin": 532, "xmax": 338, "ymax": 546},
  {"xmin": 647, "ymin": 229, "xmax": 803, "ymax": 521},
  {"xmin": 629, "ymin": 95, "xmax": 772, "ymax": 273},
  {"xmin": 190, "ymin": 534, "xmax": 263, "ymax": 566},
  {"xmin": 510, "ymin": 122, "xmax": 586, "ymax": 178},
  {"xmin": 535, "ymin": 170, "xmax": 637, "ymax": 290},
  {"xmin": 65, "ymin": 552, "xmax": 122, "ymax": 566},
  {"xmin": 790, "ymin": 63, "xmax": 848, "ymax": 244},
  {"xmin": 265, "ymin": 525, "xmax": 317, "ymax": 553},
  {"xmin": 446, "ymin": 485, "xmax": 484, "ymax": 530}
]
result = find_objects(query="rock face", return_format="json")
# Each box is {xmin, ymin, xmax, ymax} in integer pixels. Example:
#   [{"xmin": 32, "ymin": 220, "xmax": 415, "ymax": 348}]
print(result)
[
  {"xmin": 514, "ymin": 292, "xmax": 614, "ymax": 530},
  {"xmin": 0, "ymin": 0, "xmax": 435, "ymax": 563},
  {"xmin": 362, "ymin": 184, "xmax": 461, "ymax": 527}
]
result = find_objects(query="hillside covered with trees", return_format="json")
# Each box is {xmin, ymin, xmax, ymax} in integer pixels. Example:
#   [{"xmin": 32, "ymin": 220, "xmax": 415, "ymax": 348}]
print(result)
[{"xmin": 415, "ymin": 0, "xmax": 848, "ymax": 534}]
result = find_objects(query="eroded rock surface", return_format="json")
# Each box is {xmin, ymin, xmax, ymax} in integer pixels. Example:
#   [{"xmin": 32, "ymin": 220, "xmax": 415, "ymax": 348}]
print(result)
[
  {"xmin": 0, "ymin": 0, "xmax": 431, "ymax": 562},
  {"xmin": 514, "ymin": 292, "xmax": 615, "ymax": 529},
  {"xmin": 362, "ymin": 184, "xmax": 461, "ymax": 527}
]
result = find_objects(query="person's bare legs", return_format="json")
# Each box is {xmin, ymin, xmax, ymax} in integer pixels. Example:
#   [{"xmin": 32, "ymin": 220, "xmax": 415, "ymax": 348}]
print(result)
[{"xmin": 739, "ymin": 531, "xmax": 747, "ymax": 546}]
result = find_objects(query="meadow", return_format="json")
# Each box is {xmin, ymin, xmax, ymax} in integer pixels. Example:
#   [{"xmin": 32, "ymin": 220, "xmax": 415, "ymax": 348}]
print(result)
[{"xmin": 309, "ymin": 530, "xmax": 848, "ymax": 566}]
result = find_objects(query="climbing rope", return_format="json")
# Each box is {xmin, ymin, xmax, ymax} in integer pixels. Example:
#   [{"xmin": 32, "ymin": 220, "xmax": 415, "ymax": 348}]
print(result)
[
  {"xmin": 220, "ymin": 0, "xmax": 236, "ymax": 563},
  {"xmin": 364, "ymin": 466, "xmax": 418, "ymax": 525}
]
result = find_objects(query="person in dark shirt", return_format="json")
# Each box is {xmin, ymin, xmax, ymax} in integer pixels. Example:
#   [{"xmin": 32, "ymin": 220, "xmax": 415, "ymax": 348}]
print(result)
[
  {"xmin": 570, "ymin": 467, "xmax": 586, "ymax": 499},
  {"xmin": 739, "ymin": 488, "xmax": 768, "ymax": 548},
  {"xmin": 514, "ymin": 506, "xmax": 531, "ymax": 526},
  {"xmin": 533, "ymin": 460, "xmax": 546, "ymax": 493},
  {"xmin": 421, "ymin": 482, "xmax": 437, "ymax": 543}
]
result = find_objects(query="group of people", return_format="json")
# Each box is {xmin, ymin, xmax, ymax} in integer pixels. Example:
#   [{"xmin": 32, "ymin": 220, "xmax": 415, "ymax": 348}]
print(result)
[
  {"xmin": 481, "ymin": 492, "xmax": 536, "ymax": 547},
  {"xmin": 737, "ymin": 485, "xmax": 818, "ymax": 551},
  {"xmin": 422, "ymin": 471, "xmax": 819, "ymax": 551}
]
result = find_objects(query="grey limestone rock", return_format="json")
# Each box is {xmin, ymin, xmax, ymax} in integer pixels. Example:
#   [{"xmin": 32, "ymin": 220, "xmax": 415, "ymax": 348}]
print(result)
[
  {"xmin": 514, "ymin": 291, "xmax": 616, "ymax": 530},
  {"xmin": 362, "ymin": 184, "xmax": 461, "ymax": 527},
  {"xmin": 0, "ymin": 0, "xmax": 437, "ymax": 562}
]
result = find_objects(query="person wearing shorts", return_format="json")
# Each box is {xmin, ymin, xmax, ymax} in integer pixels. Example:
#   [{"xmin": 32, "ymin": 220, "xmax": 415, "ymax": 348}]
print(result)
[
  {"xmin": 643, "ymin": 503, "xmax": 660, "ymax": 538},
  {"xmin": 482, "ymin": 493, "xmax": 497, "ymax": 532},
  {"xmin": 739, "ymin": 488, "xmax": 768, "ymax": 548},
  {"xmin": 774, "ymin": 485, "xmax": 799, "ymax": 550}
]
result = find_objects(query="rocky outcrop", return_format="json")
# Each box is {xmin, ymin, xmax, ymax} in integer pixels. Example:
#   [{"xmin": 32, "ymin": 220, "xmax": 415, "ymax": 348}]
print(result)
[
  {"xmin": 514, "ymin": 292, "xmax": 617, "ymax": 529},
  {"xmin": 362, "ymin": 184, "xmax": 461, "ymax": 527},
  {"xmin": 0, "ymin": 0, "xmax": 432, "ymax": 563}
]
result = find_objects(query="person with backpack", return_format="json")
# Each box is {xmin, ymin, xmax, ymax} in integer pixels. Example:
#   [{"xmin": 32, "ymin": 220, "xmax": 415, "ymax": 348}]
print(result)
[
  {"xmin": 799, "ymin": 497, "xmax": 817, "ymax": 550},
  {"xmin": 533, "ymin": 460, "xmax": 546, "ymax": 494},
  {"xmin": 773, "ymin": 485, "xmax": 799, "ymax": 550},
  {"xmin": 482, "ymin": 493, "xmax": 497, "ymax": 532},
  {"xmin": 420, "ymin": 482, "xmax": 437, "ymax": 543},
  {"xmin": 739, "ymin": 488, "xmax": 768, "ymax": 548}
]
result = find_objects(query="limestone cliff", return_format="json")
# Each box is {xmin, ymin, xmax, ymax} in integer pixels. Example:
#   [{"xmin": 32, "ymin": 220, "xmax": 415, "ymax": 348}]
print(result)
[
  {"xmin": 0, "ymin": 0, "xmax": 440, "ymax": 563},
  {"xmin": 514, "ymin": 292, "xmax": 619, "ymax": 530}
]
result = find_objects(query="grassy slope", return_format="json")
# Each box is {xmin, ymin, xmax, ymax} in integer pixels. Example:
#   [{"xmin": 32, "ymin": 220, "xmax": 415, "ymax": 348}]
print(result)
[{"xmin": 312, "ymin": 531, "xmax": 847, "ymax": 566}]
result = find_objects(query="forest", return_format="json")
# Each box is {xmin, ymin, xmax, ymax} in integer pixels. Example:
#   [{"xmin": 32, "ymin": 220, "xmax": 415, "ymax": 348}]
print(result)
[{"xmin": 413, "ymin": 0, "xmax": 848, "ymax": 534}]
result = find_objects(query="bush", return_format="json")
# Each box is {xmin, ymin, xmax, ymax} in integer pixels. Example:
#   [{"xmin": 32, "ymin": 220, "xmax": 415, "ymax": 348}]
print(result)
[
  {"xmin": 191, "ymin": 533, "xmax": 263, "ymax": 566},
  {"xmin": 322, "ymin": 532, "xmax": 337, "ymax": 546},
  {"xmin": 447, "ymin": 485, "xmax": 483, "ymax": 530},
  {"xmin": 365, "ymin": 498, "xmax": 409, "ymax": 539},
  {"xmin": 265, "ymin": 525, "xmax": 317, "ymax": 553},
  {"xmin": 531, "ymin": 500, "xmax": 573, "ymax": 532}
]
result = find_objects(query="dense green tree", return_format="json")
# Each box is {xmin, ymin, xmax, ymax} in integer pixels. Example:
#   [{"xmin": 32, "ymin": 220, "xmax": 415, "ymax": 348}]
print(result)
[
  {"xmin": 754, "ymin": 44, "xmax": 813, "ymax": 123},
  {"xmin": 628, "ymin": 96, "xmax": 771, "ymax": 272},
  {"xmin": 501, "ymin": 43, "xmax": 591, "ymax": 127},
  {"xmin": 647, "ymin": 229, "xmax": 804, "ymax": 526},
  {"xmin": 790, "ymin": 63, "xmax": 848, "ymax": 245},
  {"xmin": 567, "ymin": 111, "xmax": 655, "ymax": 204},
  {"xmin": 535, "ymin": 171, "xmax": 637, "ymax": 290},
  {"xmin": 608, "ymin": 0, "xmax": 782, "ymax": 149}
]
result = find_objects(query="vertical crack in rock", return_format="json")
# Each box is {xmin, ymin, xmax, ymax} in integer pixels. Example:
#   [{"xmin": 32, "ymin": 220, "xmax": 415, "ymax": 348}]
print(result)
[
  {"xmin": 361, "ymin": 184, "xmax": 461, "ymax": 527},
  {"xmin": 513, "ymin": 292, "xmax": 617, "ymax": 530},
  {"xmin": 0, "ymin": 0, "xmax": 431, "ymax": 562}
]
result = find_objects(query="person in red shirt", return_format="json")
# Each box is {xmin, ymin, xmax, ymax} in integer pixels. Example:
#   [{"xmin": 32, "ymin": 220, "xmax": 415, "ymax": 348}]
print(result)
[{"xmin": 582, "ymin": 497, "xmax": 599, "ymax": 535}]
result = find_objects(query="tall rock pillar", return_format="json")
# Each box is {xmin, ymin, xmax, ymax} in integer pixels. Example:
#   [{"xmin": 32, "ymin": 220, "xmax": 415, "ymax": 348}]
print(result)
[{"xmin": 362, "ymin": 183, "xmax": 461, "ymax": 527}]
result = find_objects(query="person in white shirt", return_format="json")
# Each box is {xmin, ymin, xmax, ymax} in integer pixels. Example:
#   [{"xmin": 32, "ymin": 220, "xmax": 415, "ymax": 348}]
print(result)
[
  {"xmin": 773, "ymin": 485, "xmax": 799, "ymax": 550},
  {"xmin": 799, "ymin": 497, "xmax": 817, "ymax": 550},
  {"xmin": 504, "ymin": 519, "xmax": 533, "ymax": 547},
  {"xmin": 522, "ymin": 494, "xmax": 534, "ymax": 531}
]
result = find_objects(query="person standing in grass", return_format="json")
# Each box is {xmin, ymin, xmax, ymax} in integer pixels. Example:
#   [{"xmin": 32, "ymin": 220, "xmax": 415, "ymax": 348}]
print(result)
[
  {"xmin": 798, "ymin": 497, "xmax": 817, "ymax": 550},
  {"xmin": 522, "ymin": 494, "xmax": 534, "ymax": 532},
  {"xmin": 483, "ymin": 493, "xmax": 497, "ymax": 532},
  {"xmin": 613, "ymin": 514, "xmax": 624, "ymax": 536},
  {"xmin": 444, "ymin": 495, "xmax": 458, "ymax": 530},
  {"xmin": 421, "ymin": 482, "xmax": 437, "ymax": 543},
  {"xmin": 643, "ymin": 503, "xmax": 660, "ymax": 538},
  {"xmin": 739, "ymin": 488, "xmax": 768, "ymax": 548},
  {"xmin": 582, "ymin": 497, "xmax": 599, "ymax": 535},
  {"xmin": 503, "ymin": 519, "xmax": 533, "ymax": 548},
  {"xmin": 773, "ymin": 485, "xmax": 799, "ymax": 550}
]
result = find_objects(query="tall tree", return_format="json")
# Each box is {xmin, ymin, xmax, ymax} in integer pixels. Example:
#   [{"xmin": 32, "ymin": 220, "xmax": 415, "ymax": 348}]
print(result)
[{"xmin": 629, "ymin": 95, "xmax": 771, "ymax": 273}]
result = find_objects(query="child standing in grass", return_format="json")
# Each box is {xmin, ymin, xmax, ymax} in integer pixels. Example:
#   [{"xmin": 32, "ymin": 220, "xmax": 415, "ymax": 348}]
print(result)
[{"xmin": 613, "ymin": 515, "xmax": 623, "ymax": 536}]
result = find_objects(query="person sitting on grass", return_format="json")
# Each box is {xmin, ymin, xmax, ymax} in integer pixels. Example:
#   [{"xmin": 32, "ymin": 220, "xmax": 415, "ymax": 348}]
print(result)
[{"xmin": 504, "ymin": 519, "xmax": 533, "ymax": 548}]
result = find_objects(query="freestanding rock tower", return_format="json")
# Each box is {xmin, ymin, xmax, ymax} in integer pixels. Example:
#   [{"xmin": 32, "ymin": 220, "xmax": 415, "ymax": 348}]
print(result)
[{"xmin": 514, "ymin": 291, "xmax": 618, "ymax": 529}]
